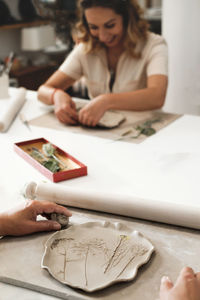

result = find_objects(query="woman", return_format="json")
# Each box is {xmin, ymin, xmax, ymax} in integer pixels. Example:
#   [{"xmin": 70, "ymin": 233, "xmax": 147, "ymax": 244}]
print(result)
[{"xmin": 38, "ymin": 0, "xmax": 168, "ymax": 127}]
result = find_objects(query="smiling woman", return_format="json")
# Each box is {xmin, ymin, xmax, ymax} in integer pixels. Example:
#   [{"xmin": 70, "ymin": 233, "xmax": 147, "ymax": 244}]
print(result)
[
  {"xmin": 77, "ymin": 0, "xmax": 149, "ymax": 57},
  {"xmin": 38, "ymin": 0, "xmax": 168, "ymax": 127}
]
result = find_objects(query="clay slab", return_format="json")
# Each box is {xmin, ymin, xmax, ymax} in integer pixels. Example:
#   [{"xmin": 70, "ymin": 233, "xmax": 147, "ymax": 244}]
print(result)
[
  {"xmin": 42, "ymin": 221, "xmax": 154, "ymax": 292},
  {"xmin": 75, "ymin": 99, "xmax": 126, "ymax": 128}
]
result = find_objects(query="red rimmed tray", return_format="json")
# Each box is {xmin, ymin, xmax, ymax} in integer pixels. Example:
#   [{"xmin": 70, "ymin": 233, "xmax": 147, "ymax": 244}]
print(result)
[{"xmin": 14, "ymin": 138, "xmax": 87, "ymax": 182}]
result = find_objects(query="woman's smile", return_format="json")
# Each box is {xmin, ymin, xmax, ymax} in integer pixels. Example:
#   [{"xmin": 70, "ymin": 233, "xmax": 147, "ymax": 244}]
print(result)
[{"xmin": 104, "ymin": 35, "xmax": 116, "ymax": 45}]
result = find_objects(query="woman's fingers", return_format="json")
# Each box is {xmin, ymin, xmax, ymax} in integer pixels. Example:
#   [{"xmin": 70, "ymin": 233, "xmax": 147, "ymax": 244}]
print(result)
[
  {"xmin": 78, "ymin": 110, "xmax": 97, "ymax": 127},
  {"xmin": 159, "ymin": 276, "xmax": 174, "ymax": 300},
  {"xmin": 196, "ymin": 272, "xmax": 200, "ymax": 281},
  {"xmin": 54, "ymin": 93, "xmax": 78, "ymax": 124},
  {"xmin": 27, "ymin": 200, "xmax": 72, "ymax": 217},
  {"xmin": 67, "ymin": 105, "xmax": 78, "ymax": 120},
  {"xmin": 27, "ymin": 220, "xmax": 61, "ymax": 233},
  {"xmin": 55, "ymin": 110, "xmax": 77, "ymax": 125},
  {"xmin": 176, "ymin": 267, "xmax": 196, "ymax": 286}
]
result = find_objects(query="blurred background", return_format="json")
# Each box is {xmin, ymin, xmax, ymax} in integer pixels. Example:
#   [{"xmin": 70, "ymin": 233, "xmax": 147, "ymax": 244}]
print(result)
[
  {"xmin": 0, "ymin": 0, "xmax": 200, "ymax": 116},
  {"xmin": 0, "ymin": 0, "xmax": 161, "ymax": 90}
]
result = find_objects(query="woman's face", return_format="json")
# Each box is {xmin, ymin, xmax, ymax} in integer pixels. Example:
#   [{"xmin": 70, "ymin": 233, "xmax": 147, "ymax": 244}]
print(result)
[{"xmin": 85, "ymin": 7, "xmax": 124, "ymax": 48}]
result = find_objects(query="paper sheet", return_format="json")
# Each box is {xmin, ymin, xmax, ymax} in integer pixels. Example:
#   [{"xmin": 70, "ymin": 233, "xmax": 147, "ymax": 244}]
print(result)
[
  {"xmin": 0, "ymin": 87, "xmax": 27, "ymax": 132},
  {"xmin": 29, "ymin": 101, "xmax": 180, "ymax": 143},
  {"xmin": 25, "ymin": 181, "xmax": 200, "ymax": 230}
]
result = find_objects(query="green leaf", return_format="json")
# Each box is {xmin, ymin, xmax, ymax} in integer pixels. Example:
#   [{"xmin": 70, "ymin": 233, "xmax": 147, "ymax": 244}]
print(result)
[
  {"xmin": 141, "ymin": 127, "xmax": 156, "ymax": 136},
  {"xmin": 42, "ymin": 143, "xmax": 55, "ymax": 157},
  {"xmin": 42, "ymin": 159, "xmax": 61, "ymax": 173},
  {"xmin": 133, "ymin": 118, "xmax": 161, "ymax": 138},
  {"xmin": 30, "ymin": 149, "xmax": 44, "ymax": 162},
  {"xmin": 143, "ymin": 118, "xmax": 161, "ymax": 127}
]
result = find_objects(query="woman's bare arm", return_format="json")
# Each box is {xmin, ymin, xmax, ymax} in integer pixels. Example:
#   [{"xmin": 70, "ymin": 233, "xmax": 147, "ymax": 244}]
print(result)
[
  {"xmin": 37, "ymin": 71, "xmax": 79, "ymax": 124},
  {"xmin": 37, "ymin": 70, "xmax": 76, "ymax": 105},
  {"xmin": 105, "ymin": 74, "xmax": 168, "ymax": 111},
  {"xmin": 78, "ymin": 74, "xmax": 168, "ymax": 126}
]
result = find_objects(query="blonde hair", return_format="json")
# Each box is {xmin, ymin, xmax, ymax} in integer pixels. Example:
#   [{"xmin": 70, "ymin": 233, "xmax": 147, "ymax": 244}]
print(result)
[{"xmin": 76, "ymin": 0, "xmax": 149, "ymax": 58}]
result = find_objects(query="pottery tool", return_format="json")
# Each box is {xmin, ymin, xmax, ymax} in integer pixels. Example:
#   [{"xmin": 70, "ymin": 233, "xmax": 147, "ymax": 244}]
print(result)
[
  {"xmin": 4, "ymin": 52, "xmax": 15, "ymax": 75},
  {"xmin": 50, "ymin": 213, "xmax": 69, "ymax": 228},
  {"xmin": 19, "ymin": 113, "xmax": 32, "ymax": 131},
  {"xmin": 0, "ymin": 63, "xmax": 5, "ymax": 76}
]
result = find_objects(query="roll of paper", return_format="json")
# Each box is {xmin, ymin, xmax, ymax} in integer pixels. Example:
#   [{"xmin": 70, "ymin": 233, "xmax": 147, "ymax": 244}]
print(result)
[
  {"xmin": 0, "ymin": 74, "xmax": 9, "ymax": 99},
  {"xmin": 25, "ymin": 181, "xmax": 200, "ymax": 230},
  {"xmin": 0, "ymin": 87, "xmax": 26, "ymax": 132}
]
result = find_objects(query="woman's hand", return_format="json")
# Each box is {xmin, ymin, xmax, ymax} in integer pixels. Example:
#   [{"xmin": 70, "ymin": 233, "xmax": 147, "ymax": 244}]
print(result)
[
  {"xmin": 160, "ymin": 267, "xmax": 200, "ymax": 300},
  {"xmin": 54, "ymin": 89, "xmax": 78, "ymax": 125},
  {"xmin": 0, "ymin": 200, "xmax": 72, "ymax": 236},
  {"xmin": 78, "ymin": 94, "xmax": 109, "ymax": 127}
]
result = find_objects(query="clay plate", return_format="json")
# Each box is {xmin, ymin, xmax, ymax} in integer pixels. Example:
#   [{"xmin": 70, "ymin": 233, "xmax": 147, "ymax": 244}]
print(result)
[
  {"xmin": 41, "ymin": 221, "xmax": 154, "ymax": 292},
  {"xmin": 75, "ymin": 99, "xmax": 125, "ymax": 128}
]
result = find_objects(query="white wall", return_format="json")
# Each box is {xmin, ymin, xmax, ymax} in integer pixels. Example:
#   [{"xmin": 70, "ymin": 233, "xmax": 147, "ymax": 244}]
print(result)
[
  {"xmin": 162, "ymin": 0, "xmax": 200, "ymax": 115},
  {"xmin": 0, "ymin": 29, "xmax": 21, "ymax": 60}
]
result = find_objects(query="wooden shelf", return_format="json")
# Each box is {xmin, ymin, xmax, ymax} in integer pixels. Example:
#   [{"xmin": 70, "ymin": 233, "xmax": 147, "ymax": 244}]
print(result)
[
  {"xmin": 10, "ymin": 64, "xmax": 57, "ymax": 91},
  {"xmin": 0, "ymin": 20, "xmax": 51, "ymax": 31}
]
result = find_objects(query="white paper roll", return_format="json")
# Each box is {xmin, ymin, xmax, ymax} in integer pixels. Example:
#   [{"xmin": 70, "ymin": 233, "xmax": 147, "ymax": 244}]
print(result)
[
  {"xmin": 25, "ymin": 181, "xmax": 200, "ymax": 230},
  {"xmin": 0, "ymin": 74, "xmax": 9, "ymax": 99},
  {"xmin": 0, "ymin": 87, "xmax": 26, "ymax": 132}
]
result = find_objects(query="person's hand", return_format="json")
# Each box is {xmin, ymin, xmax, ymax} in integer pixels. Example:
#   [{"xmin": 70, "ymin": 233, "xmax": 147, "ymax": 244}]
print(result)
[
  {"xmin": 78, "ymin": 94, "xmax": 109, "ymax": 127},
  {"xmin": 160, "ymin": 267, "xmax": 200, "ymax": 300},
  {"xmin": 0, "ymin": 200, "xmax": 72, "ymax": 236},
  {"xmin": 54, "ymin": 89, "xmax": 78, "ymax": 125}
]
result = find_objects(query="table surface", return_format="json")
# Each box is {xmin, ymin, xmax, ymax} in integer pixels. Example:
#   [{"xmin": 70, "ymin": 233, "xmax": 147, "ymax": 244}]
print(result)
[{"xmin": 1, "ymin": 88, "xmax": 200, "ymax": 300}]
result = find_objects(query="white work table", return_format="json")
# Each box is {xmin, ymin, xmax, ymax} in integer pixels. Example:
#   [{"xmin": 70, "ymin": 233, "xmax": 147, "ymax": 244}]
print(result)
[{"xmin": 1, "ymin": 88, "xmax": 200, "ymax": 300}]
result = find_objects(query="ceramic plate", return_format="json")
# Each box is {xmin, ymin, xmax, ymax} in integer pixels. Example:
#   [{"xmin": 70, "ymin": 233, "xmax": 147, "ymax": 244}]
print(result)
[
  {"xmin": 41, "ymin": 221, "xmax": 154, "ymax": 292},
  {"xmin": 75, "ymin": 99, "xmax": 125, "ymax": 128}
]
